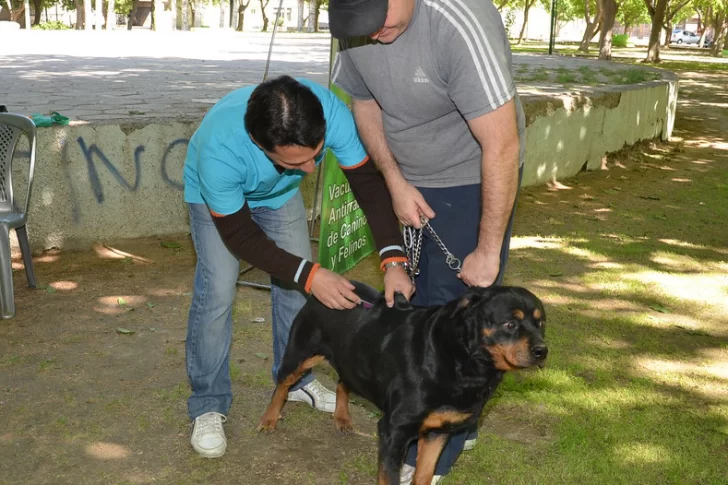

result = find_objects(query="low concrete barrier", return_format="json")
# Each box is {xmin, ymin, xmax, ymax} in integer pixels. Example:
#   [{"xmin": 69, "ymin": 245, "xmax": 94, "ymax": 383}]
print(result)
[{"xmin": 13, "ymin": 62, "xmax": 678, "ymax": 251}]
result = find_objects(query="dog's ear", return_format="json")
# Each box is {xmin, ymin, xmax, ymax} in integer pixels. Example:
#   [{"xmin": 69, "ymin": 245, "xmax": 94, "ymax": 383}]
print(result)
[{"xmin": 449, "ymin": 286, "xmax": 493, "ymax": 319}]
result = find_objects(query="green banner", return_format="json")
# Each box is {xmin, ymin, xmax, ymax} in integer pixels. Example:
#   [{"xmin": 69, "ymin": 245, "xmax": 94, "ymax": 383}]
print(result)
[{"xmin": 318, "ymin": 41, "xmax": 376, "ymax": 273}]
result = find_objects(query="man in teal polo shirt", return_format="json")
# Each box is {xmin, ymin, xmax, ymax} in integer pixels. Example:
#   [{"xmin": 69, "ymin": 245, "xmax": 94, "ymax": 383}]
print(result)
[{"xmin": 182, "ymin": 75, "xmax": 414, "ymax": 458}]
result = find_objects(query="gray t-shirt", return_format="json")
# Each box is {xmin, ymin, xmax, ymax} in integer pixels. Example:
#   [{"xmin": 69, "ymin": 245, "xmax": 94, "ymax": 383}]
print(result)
[{"xmin": 332, "ymin": 0, "xmax": 526, "ymax": 188}]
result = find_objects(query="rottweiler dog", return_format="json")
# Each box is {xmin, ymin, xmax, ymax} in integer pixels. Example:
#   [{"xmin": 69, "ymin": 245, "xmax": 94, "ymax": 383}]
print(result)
[{"xmin": 259, "ymin": 281, "xmax": 548, "ymax": 485}]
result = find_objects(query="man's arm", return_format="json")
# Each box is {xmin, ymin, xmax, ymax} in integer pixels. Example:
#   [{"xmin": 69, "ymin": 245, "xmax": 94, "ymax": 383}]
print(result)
[
  {"xmin": 351, "ymin": 99, "xmax": 435, "ymax": 228},
  {"xmin": 211, "ymin": 205, "xmax": 361, "ymax": 309},
  {"xmin": 458, "ymin": 98, "xmax": 520, "ymax": 287},
  {"xmin": 211, "ymin": 204, "xmax": 318, "ymax": 290}
]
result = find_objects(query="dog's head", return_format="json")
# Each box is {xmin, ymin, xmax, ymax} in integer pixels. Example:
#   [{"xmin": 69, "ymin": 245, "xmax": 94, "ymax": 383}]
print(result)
[{"xmin": 450, "ymin": 286, "xmax": 548, "ymax": 371}]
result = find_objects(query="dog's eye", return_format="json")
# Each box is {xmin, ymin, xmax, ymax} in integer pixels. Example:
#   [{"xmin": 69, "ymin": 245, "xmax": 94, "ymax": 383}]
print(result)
[{"xmin": 504, "ymin": 321, "xmax": 517, "ymax": 330}]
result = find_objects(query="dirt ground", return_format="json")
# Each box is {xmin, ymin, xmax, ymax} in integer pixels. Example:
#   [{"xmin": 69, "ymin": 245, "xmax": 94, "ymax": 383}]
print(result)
[{"xmin": 1, "ymin": 59, "xmax": 726, "ymax": 485}]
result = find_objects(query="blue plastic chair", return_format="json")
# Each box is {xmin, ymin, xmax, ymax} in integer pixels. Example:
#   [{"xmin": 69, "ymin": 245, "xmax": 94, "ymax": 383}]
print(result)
[{"xmin": 0, "ymin": 113, "xmax": 37, "ymax": 319}]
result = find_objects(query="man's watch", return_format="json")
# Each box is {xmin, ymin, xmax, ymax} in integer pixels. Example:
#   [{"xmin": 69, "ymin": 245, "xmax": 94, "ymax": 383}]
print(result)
[{"xmin": 384, "ymin": 261, "xmax": 410, "ymax": 272}]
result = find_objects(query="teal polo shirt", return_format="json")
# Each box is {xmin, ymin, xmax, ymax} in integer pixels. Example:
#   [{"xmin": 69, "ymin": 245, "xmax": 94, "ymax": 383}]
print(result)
[{"xmin": 183, "ymin": 77, "xmax": 368, "ymax": 215}]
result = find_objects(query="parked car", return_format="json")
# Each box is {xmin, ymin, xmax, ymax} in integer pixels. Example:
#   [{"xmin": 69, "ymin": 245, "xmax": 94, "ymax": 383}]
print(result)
[{"xmin": 671, "ymin": 30, "xmax": 700, "ymax": 45}]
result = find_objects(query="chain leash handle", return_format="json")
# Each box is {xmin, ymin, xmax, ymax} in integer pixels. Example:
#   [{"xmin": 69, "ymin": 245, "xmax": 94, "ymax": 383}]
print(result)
[{"xmin": 403, "ymin": 216, "xmax": 461, "ymax": 282}]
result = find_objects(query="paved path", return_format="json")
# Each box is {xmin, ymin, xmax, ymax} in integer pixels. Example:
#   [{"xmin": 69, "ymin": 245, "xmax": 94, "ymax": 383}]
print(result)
[
  {"xmin": 1, "ymin": 30, "xmax": 333, "ymax": 122},
  {"xmin": 1, "ymin": 29, "xmax": 697, "ymax": 124}
]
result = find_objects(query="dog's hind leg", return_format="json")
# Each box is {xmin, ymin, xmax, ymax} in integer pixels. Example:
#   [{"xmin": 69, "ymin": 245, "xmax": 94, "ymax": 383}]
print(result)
[
  {"xmin": 333, "ymin": 381, "xmax": 353, "ymax": 432},
  {"xmin": 258, "ymin": 354, "xmax": 326, "ymax": 431},
  {"xmin": 412, "ymin": 433, "xmax": 448, "ymax": 485}
]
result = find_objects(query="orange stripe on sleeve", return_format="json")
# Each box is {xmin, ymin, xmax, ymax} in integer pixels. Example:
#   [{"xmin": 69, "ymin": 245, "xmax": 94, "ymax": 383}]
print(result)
[
  {"xmin": 339, "ymin": 155, "xmax": 370, "ymax": 171},
  {"xmin": 304, "ymin": 263, "xmax": 321, "ymax": 293}
]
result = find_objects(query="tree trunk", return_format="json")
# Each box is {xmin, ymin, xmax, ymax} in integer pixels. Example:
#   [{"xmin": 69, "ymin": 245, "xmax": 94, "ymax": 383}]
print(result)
[
  {"xmin": 598, "ymin": 0, "xmax": 618, "ymax": 60},
  {"xmin": 662, "ymin": 23, "xmax": 671, "ymax": 48},
  {"xmin": 644, "ymin": 0, "xmax": 668, "ymax": 63},
  {"xmin": 711, "ymin": 11, "xmax": 727, "ymax": 57},
  {"xmin": 127, "ymin": 0, "xmax": 138, "ymax": 30},
  {"xmin": 236, "ymin": 0, "xmax": 249, "ymax": 31},
  {"xmin": 296, "ymin": 0, "xmax": 304, "ymax": 31},
  {"xmin": 150, "ymin": 0, "xmax": 156, "ymax": 30},
  {"xmin": 32, "ymin": 0, "xmax": 42, "ymax": 25},
  {"xmin": 517, "ymin": 0, "xmax": 535, "ymax": 45},
  {"xmin": 74, "ymin": 0, "xmax": 84, "ymax": 29},
  {"xmin": 313, "ymin": 0, "xmax": 320, "ymax": 32},
  {"xmin": 171, "ymin": 0, "xmax": 177, "ymax": 29},
  {"xmin": 106, "ymin": 0, "xmax": 116, "ymax": 29},
  {"xmin": 306, "ymin": 0, "xmax": 315, "ymax": 32},
  {"xmin": 578, "ymin": 0, "xmax": 603, "ymax": 52},
  {"xmin": 260, "ymin": 0, "xmax": 268, "ymax": 31},
  {"xmin": 181, "ymin": 0, "xmax": 189, "ymax": 30}
]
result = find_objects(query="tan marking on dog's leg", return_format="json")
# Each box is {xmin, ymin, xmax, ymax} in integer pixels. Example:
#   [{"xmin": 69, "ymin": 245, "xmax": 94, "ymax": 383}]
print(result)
[
  {"xmin": 533, "ymin": 308, "xmax": 542, "ymax": 319},
  {"xmin": 419, "ymin": 410, "xmax": 473, "ymax": 433},
  {"xmin": 412, "ymin": 434, "xmax": 448, "ymax": 485},
  {"xmin": 258, "ymin": 355, "xmax": 325, "ymax": 431},
  {"xmin": 512, "ymin": 309, "xmax": 525, "ymax": 320},
  {"xmin": 333, "ymin": 382, "xmax": 353, "ymax": 432}
]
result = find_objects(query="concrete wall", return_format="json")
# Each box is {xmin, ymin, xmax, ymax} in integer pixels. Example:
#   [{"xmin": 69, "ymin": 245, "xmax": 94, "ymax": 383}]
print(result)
[{"xmin": 15, "ymin": 75, "xmax": 678, "ymax": 252}]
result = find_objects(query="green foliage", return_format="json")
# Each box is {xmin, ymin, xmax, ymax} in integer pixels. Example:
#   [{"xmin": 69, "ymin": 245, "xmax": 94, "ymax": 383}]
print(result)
[
  {"xmin": 32, "ymin": 20, "xmax": 71, "ymax": 30},
  {"xmin": 612, "ymin": 33, "xmax": 629, "ymax": 47}
]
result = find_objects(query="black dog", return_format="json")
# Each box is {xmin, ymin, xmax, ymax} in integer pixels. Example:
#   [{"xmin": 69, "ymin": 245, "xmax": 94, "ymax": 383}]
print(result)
[{"xmin": 259, "ymin": 281, "xmax": 548, "ymax": 485}]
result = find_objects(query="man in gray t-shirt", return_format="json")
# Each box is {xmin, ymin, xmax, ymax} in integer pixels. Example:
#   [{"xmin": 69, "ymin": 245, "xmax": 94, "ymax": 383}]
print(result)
[{"xmin": 329, "ymin": 0, "xmax": 526, "ymax": 482}]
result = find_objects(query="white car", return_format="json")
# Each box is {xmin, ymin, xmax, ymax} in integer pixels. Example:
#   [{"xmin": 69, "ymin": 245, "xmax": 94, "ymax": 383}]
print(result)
[{"xmin": 671, "ymin": 30, "xmax": 700, "ymax": 45}]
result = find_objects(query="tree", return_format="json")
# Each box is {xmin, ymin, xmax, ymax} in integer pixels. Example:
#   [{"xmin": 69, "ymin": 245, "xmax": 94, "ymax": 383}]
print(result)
[
  {"xmin": 598, "ymin": 0, "xmax": 619, "ymax": 59},
  {"xmin": 259, "ymin": 0, "xmax": 269, "ymax": 31},
  {"xmin": 236, "ymin": 0, "xmax": 250, "ymax": 30},
  {"xmin": 709, "ymin": 1, "xmax": 728, "ymax": 57},
  {"xmin": 618, "ymin": 0, "xmax": 649, "ymax": 34},
  {"xmin": 515, "ymin": 0, "xmax": 538, "ymax": 44},
  {"xmin": 661, "ymin": 0, "xmax": 692, "ymax": 47},
  {"xmin": 579, "ymin": 0, "xmax": 603, "ymax": 52},
  {"xmin": 643, "ymin": 0, "xmax": 669, "ymax": 61}
]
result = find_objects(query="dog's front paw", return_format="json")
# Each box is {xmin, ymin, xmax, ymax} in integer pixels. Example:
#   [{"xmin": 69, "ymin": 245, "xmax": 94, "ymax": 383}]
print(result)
[
  {"xmin": 257, "ymin": 414, "xmax": 281, "ymax": 432},
  {"xmin": 333, "ymin": 416, "xmax": 354, "ymax": 433}
]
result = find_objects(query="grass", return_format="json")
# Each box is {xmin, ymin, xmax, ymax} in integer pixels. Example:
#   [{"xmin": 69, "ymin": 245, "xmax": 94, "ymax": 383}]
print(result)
[{"xmin": 440, "ymin": 133, "xmax": 728, "ymax": 484}]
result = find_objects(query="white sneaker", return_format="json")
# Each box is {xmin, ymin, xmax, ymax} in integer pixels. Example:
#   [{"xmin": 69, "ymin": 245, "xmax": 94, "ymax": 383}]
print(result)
[
  {"xmin": 400, "ymin": 463, "xmax": 442, "ymax": 485},
  {"xmin": 287, "ymin": 379, "xmax": 336, "ymax": 413},
  {"xmin": 190, "ymin": 412, "xmax": 227, "ymax": 458},
  {"xmin": 463, "ymin": 437, "xmax": 477, "ymax": 451}
]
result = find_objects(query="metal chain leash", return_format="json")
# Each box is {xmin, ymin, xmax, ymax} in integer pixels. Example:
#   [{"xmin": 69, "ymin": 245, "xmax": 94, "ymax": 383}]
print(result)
[{"xmin": 403, "ymin": 216, "xmax": 461, "ymax": 282}]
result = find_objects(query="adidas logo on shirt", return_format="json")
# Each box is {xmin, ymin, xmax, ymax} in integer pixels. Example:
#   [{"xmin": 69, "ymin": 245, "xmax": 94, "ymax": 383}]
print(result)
[{"xmin": 413, "ymin": 66, "xmax": 430, "ymax": 83}]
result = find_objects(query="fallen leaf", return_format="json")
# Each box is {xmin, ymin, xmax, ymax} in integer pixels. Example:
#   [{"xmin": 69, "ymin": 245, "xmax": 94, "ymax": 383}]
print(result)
[
  {"xmin": 146, "ymin": 302, "xmax": 155, "ymax": 309},
  {"xmin": 117, "ymin": 297, "xmax": 128, "ymax": 306},
  {"xmin": 549, "ymin": 271, "xmax": 564, "ymax": 277},
  {"xmin": 149, "ymin": 327, "xmax": 156, "ymax": 332},
  {"xmin": 254, "ymin": 353, "xmax": 269, "ymax": 360},
  {"xmin": 116, "ymin": 328, "xmax": 135, "ymax": 335},
  {"xmin": 161, "ymin": 242, "xmax": 182, "ymax": 249},
  {"xmin": 250, "ymin": 317, "xmax": 265, "ymax": 323},
  {"xmin": 638, "ymin": 195, "xmax": 661, "ymax": 200}
]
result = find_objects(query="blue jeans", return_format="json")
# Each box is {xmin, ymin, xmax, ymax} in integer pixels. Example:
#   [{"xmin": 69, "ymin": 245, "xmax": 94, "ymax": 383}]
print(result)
[
  {"xmin": 405, "ymin": 172, "xmax": 522, "ymax": 476},
  {"xmin": 185, "ymin": 190, "xmax": 315, "ymax": 420}
]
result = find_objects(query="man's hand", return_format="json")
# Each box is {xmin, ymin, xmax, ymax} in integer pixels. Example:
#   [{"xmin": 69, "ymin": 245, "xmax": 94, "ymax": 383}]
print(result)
[
  {"xmin": 383, "ymin": 266, "xmax": 415, "ymax": 307},
  {"xmin": 458, "ymin": 249, "xmax": 500, "ymax": 288},
  {"xmin": 389, "ymin": 179, "xmax": 435, "ymax": 228},
  {"xmin": 310, "ymin": 268, "xmax": 360, "ymax": 310}
]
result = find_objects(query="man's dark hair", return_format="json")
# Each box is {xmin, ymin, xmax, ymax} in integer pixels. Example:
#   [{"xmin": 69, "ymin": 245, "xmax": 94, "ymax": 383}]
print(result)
[{"xmin": 245, "ymin": 75, "xmax": 326, "ymax": 152}]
